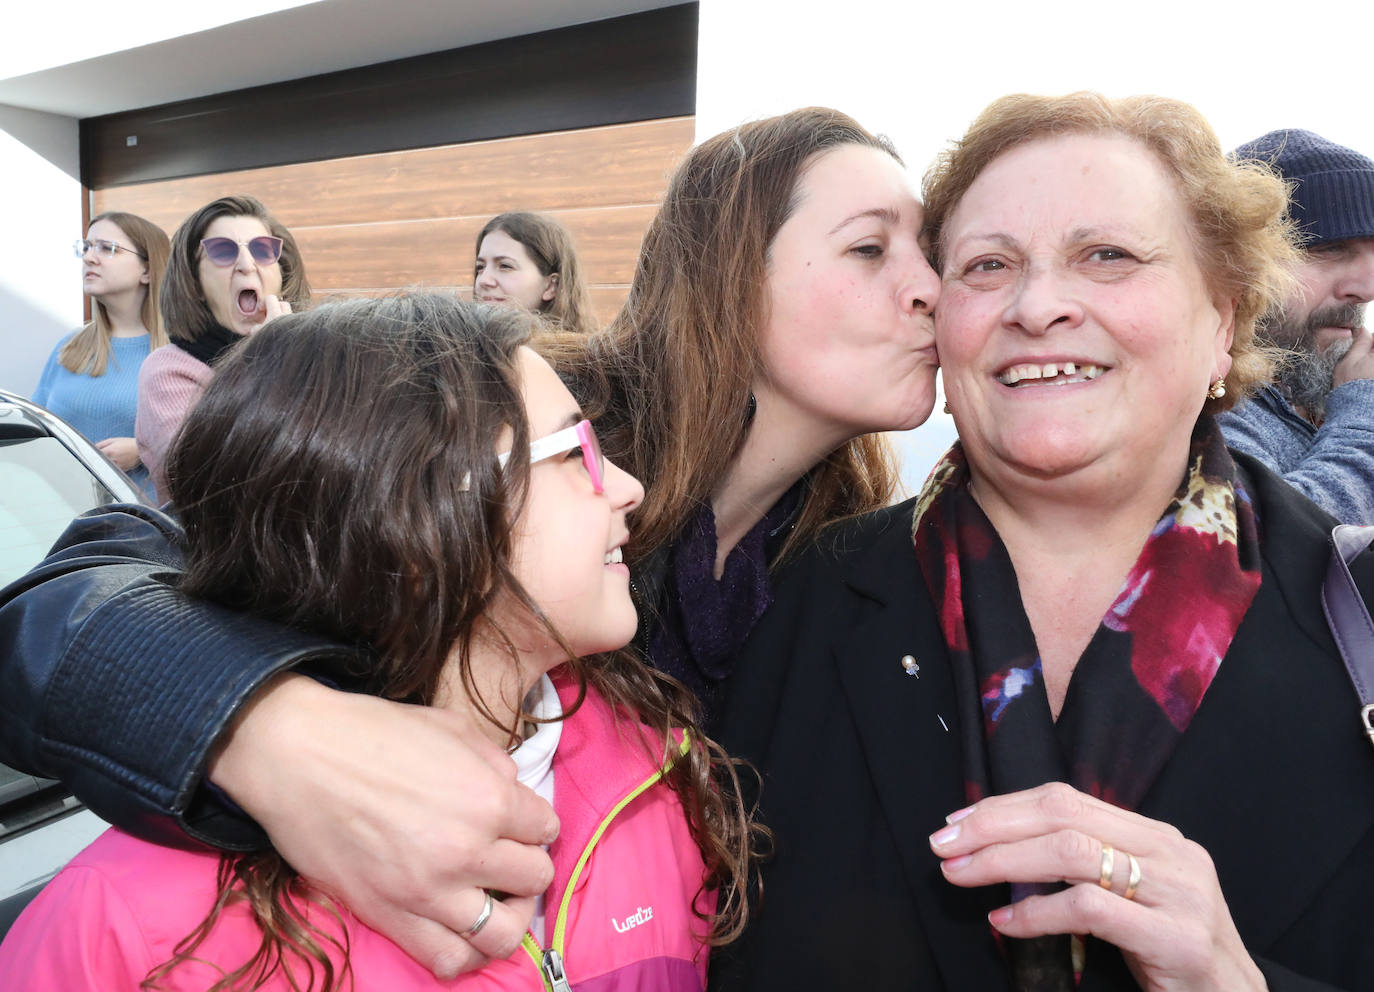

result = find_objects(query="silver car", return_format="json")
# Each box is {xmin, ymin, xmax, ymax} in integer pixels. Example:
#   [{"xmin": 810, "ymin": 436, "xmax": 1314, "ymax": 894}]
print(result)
[{"xmin": 0, "ymin": 388, "xmax": 148, "ymax": 935}]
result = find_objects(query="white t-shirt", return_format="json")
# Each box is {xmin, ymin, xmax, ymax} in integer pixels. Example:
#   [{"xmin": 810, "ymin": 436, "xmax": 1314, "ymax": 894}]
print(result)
[{"xmin": 510, "ymin": 674, "xmax": 562, "ymax": 943}]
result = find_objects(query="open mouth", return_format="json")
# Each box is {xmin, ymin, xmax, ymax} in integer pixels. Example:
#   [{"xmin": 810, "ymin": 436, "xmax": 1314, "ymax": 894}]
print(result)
[
  {"xmin": 236, "ymin": 289, "xmax": 260, "ymax": 316},
  {"xmin": 604, "ymin": 547, "xmax": 624, "ymax": 565},
  {"xmin": 995, "ymin": 361, "xmax": 1108, "ymax": 387}
]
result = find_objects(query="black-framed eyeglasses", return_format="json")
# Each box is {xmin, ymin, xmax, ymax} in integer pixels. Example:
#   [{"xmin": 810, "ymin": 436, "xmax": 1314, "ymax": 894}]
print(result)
[{"xmin": 74, "ymin": 239, "xmax": 146, "ymax": 260}]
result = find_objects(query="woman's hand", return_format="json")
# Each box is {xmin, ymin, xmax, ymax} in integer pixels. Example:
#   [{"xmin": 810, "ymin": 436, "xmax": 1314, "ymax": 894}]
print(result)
[
  {"xmin": 258, "ymin": 294, "xmax": 292, "ymax": 330},
  {"xmin": 929, "ymin": 782, "xmax": 1266, "ymax": 992},
  {"xmin": 209, "ymin": 674, "xmax": 559, "ymax": 979},
  {"xmin": 96, "ymin": 436, "xmax": 140, "ymax": 472}
]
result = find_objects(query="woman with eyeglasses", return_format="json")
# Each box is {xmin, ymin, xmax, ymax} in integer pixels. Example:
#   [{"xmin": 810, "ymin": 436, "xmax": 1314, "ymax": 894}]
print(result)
[
  {"xmin": 135, "ymin": 194, "xmax": 310, "ymax": 500},
  {"xmin": 474, "ymin": 212, "xmax": 598, "ymax": 334},
  {"xmin": 32, "ymin": 212, "xmax": 170, "ymax": 496}
]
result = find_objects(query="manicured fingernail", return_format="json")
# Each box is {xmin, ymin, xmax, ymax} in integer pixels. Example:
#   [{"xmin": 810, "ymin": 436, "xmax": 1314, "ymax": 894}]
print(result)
[
  {"xmin": 930, "ymin": 823, "xmax": 960, "ymax": 848},
  {"xmin": 941, "ymin": 854, "xmax": 972, "ymax": 872},
  {"xmin": 988, "ymin": 906, "xmax": 1013, "ymax": 928},
  {"xmin": 946, "ymin": 805, "xmax": 975, "ymax": 825}
]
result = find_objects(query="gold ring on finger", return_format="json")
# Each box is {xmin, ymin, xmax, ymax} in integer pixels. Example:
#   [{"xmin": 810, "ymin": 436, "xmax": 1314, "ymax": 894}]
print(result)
[
  {"xmin": 1123, "ymin": 853, "xmax": 1142, "ymax": 901},
  {"xmin": 1098, "ymin": 843, "xmax": 1116, "ymax": 890}
]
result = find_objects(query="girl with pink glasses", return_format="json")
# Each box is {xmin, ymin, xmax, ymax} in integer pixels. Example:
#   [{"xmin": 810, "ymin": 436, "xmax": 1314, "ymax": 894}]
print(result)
[{"xmin": 0, "ymin": 294, "xmax": 759, "ymax": 990}]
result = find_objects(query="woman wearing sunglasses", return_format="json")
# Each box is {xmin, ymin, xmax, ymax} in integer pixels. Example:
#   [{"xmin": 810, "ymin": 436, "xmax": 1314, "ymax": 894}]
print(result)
[
  {"xmin": 32, "ymin": 212, "xmax": 170, "ymax": 496},
  {"xmin": 135, "ymin": 194, "xmax": 310, "ymax": 500}
]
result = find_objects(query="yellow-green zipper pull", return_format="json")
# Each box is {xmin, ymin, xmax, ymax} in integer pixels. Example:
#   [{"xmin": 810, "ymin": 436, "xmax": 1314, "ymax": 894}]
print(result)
[{"xmin": 541, "ymin": 948, "xmax": 572, "ymax": 992}]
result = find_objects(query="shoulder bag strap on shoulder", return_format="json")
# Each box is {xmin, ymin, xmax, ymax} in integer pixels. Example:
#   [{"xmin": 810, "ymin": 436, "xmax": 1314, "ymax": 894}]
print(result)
[{"xmin": 1321, "ymin": 524, "xmax": 1374, "ymax": 749}]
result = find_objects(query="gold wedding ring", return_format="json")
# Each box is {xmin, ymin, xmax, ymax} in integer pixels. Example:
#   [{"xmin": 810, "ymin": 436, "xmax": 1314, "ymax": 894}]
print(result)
[
  {"xmin": 1123, "ymin": 853, "xmax": 1142, "ymax": 901},
  {"xmin": 1098, "ymin": 843, "xmax": 1115, "ymax": 890}
]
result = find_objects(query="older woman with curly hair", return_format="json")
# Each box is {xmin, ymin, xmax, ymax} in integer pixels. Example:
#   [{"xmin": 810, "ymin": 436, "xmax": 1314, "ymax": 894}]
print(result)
[{"xmin": 712, "ymin": 93, "xmax": 1374, "ymax": 991}]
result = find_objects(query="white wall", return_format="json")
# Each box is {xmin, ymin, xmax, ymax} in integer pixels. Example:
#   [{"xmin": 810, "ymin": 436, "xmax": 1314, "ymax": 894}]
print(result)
[
  {"xmin": 0, "ymin": 104, "xmax": 83, "ymax": 397},
  {"xmin": 696, "ymin": 0, "xmax": 1374, "ymax": 490}
]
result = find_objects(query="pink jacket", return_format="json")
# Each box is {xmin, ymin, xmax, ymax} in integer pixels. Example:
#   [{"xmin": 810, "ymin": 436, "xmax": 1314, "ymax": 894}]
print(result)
[
  {"xmin": 134, "ymin": 344, "xmax": 212, "ymax": 502},
  {"xmin": 0, "ymin": 681, "xmax": 712, "ymax": 990}
]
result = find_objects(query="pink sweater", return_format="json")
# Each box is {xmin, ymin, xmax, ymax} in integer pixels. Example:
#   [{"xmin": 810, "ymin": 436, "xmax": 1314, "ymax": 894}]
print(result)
[
  {"xmin": 0, "ymin": 683, "xmax": 713, "ymax": 991},
  {"xmin": 134, "ymin": 344, "xmax": 213, "ymax": 503}
]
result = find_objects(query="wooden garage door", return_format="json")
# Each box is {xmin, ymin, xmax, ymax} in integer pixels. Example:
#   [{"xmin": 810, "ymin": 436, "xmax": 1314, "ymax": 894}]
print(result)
[{"xmin": 92, "ymin": 116, "xmax": 695, "ymax": 327}]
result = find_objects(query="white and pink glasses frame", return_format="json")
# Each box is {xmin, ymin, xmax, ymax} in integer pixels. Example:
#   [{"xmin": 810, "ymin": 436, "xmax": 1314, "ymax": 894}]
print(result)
[{"xmin": 462, "ymin": 418, "xmax": 605, "ymax": 493}]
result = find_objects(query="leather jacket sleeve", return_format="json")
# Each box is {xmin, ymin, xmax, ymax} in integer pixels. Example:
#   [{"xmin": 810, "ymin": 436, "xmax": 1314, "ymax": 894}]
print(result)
[{"xmin": 0, "ymin": 504, "xmax": 365, "ymax": 851}]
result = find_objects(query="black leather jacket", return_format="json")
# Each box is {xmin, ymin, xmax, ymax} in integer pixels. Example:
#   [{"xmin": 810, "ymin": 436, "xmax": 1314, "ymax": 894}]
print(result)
[{"xmin": 0, "ymin": 504, "xmax": 369, "ymax": 850}]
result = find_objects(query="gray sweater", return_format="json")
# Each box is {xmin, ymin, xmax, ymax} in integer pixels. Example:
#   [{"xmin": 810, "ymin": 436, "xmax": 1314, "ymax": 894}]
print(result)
[{"xmin": 1219, "ymin": 379, "xmax": 1374, "ymax": 523}]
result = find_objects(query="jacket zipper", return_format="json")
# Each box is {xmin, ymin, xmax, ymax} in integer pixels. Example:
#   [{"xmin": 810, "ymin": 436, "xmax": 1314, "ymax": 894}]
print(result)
[
  {"xmin": 518, "ymin": 732, "xmax": 693, "ymax": 989},
  {"xmin": 540, "ymin": 948, "xmax": 572, "ymax": 991}
]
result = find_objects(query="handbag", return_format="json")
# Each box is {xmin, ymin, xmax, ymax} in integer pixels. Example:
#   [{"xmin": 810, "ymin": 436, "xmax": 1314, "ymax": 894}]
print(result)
[{"xmin": 1320, "ymin": 524, "xmax": 1374, "ymax": 750}]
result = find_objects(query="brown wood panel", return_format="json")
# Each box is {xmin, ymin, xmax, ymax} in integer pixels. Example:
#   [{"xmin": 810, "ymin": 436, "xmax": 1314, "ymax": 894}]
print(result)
[
  {"xmin": 92, "ymin": 118, "xmax": 693, "ymax": 232},
  {"xmin": 294, "ymin": 205, "xmax": 655, "ymax": 291},
  {"xmin": 314, "ymin": 286, "xmax": 631, "ymax": 332},
  {"xmin": 90, "ymin": 116, "xmax": 690, "ymax": 329}
]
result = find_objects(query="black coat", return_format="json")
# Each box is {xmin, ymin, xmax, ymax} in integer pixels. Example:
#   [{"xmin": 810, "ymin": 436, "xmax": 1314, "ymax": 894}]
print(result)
[{"xmin": 710, "ymin": 455, "xmax": 1374, "ymax": 992}]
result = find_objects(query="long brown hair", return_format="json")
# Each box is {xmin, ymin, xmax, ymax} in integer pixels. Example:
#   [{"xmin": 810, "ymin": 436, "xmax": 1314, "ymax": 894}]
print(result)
[
  {"xmin": 153, "ymin": 294, "xmax": 761, "ymax": 990},
  {"xmin": 476, "ymin": 211, "xmax": 598, "ymax": 334},
  {"xmin": 540, "ymin": 107, "xmax": 903, "ymax": 569},
  {"xmin": 60, "ymin": 212, "xmax": 170, "ymax": 375},
  {"xmin": 161, "ymin": 194, "xmax": 311, "ymax": 342}
]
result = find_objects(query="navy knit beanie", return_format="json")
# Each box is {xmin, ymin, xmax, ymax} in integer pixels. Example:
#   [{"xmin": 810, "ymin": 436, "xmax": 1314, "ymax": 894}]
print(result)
[{"xmin": 1232, "ymin": 130, "xmax": 1374, "ymax": 248}]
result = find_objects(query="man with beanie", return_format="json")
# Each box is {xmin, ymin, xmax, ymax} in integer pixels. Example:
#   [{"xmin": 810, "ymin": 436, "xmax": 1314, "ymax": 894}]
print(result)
[{"xmin": 1221, "ymin": 129, "xmax": 1374, "ymax": 523}]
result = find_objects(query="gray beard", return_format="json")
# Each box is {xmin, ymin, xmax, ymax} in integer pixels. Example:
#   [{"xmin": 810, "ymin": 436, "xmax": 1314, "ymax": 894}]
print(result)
[
  {"xmin": 1275, "ymin": 337, "xmax": 1351, "ymax": 422},
  {"xmin": 1260, "ymin": 301, "xmax": 1362, "ymax": 422}
]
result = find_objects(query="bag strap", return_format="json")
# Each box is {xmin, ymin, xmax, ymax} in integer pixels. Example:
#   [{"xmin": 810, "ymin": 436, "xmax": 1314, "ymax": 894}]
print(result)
[{"xmin": 1320, "ymin": 524, "xmax": 1374, "ymax": 750}]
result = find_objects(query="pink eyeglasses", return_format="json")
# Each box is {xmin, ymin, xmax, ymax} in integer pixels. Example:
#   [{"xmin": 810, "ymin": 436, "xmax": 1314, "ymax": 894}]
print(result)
[{"xmin": 499, "ymin": 419, "xmax": 605, "ymax": 494}]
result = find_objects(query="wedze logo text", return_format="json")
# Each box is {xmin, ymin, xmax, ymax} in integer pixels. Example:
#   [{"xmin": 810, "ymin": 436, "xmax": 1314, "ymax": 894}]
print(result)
[{"xmin": 611, "ymin": 906, "xmax": 654, "ymax": 933}]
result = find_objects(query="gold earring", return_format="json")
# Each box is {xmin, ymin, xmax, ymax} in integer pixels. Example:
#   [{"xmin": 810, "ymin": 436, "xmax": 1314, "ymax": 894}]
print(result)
[{"xmin": 1208, "ymin": 378, "xmax": 1226, "ymax": 400}]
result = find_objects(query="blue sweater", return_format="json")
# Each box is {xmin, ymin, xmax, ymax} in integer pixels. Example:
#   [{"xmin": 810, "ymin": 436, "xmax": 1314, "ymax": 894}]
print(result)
[
  {"xmin": 31, "ymin": 332, "xmax": 154, "ymax": 496},
  {"xmin": 1219, "ymin": 380, "xmax": 1374, "ymax": 524}
]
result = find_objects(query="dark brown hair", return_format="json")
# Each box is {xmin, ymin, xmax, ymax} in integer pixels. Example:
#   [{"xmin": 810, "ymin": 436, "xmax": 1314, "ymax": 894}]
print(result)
[
  {"xmin": 61, "ymin": 211, "xmax": 171, "ymax": 375},
  {"xmin": 153, "ymin": 294, "xmax": 760, "ymax": 990},
  {"xmin": 921, "ymin": 92, "xmax": 1299, "ymax": 413},
  {"xmin": 540, "ymin": 107, "xmax": 904, "ymax": 568},
  {"xmin": 160, "ymin": 194, "xmax": 310, "ymax": 342},
  {"xmin": 476, "ymin": 211, "xmax": 597, "ymax": 334}
]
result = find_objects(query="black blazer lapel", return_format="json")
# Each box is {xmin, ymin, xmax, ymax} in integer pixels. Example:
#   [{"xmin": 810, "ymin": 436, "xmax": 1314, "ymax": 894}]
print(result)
[
  {"xmin": 1141, "ymin": 468, "xmax": 1374, "ymax": 952},
  {"xmin": 831, "ymin": 515, "xmax": 1010, "ymax": 990}
]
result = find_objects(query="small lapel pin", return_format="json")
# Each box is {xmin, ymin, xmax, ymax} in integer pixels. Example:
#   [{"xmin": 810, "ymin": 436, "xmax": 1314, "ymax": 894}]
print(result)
[{"xmin": 900, "ymin": 655, "xmax": 919, "ymax": 677}]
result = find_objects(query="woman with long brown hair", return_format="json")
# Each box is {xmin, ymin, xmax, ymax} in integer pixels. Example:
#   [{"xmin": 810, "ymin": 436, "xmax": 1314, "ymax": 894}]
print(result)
[
  {"xmin": 474, "ymin": 211, "xmax": 598, "ymax": 334},
  {"xmin": 0, "ymin": 107, "xmax": 939, "ymax": 974},
  {"xmin": 1, "ymin": 294, "xmax": 760, "ymax": 990},
  {"xmin": 32, "ymin": 211, "xmax": 170, "ymax": 495},
  {"xmin": 543, "ymin": 106, "xmax": 938, "ymax": 706}
]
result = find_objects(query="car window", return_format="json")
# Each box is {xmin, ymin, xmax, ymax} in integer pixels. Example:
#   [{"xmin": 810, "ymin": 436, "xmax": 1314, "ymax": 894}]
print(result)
[{"xmin": 0, "ymin": 437, "xmax": 119, "ymax": 588}]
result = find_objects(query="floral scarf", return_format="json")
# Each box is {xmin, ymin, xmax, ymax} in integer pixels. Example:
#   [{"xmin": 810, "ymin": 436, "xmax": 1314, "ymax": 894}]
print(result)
[{"xmin": 910, "ymin": 416, "xmax": 1262, "ymax": 990}]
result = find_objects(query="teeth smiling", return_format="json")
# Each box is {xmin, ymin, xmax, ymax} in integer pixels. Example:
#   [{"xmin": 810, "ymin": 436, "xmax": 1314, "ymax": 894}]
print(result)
[
  {"xmin": 605, "ymin": 547, "xmax": 623, "ymax": 565},
  {"xmin": 996, "ymin": 362, "xmax": 1105, "ymax": 386}
]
